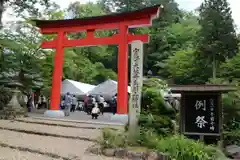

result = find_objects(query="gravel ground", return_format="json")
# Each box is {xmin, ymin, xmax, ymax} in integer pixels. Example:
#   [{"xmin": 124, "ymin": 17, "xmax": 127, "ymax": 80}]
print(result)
[
  {"xmin": 0, "ymin": 118, "xmax": 124, "ymax": 160},
  {"xmin": 0, "ymin": 147, "xmax": 62, "ymax": 160},
  {"xmin": 17, "ymin": 118, "xmax": 123, "ymax": 130},
  {"xmin": 0, "ymin": 130, "xmax": 94, "ymax": 158},
  {"xmin": 0, "ymin": 120, "xmax": 100, "ymax": 139}
]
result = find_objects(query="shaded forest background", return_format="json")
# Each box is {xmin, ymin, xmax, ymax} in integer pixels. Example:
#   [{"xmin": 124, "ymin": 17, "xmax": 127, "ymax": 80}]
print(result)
[{"xmin": 0, "ymin": 0, "xmax": 240, "ymax": 97}]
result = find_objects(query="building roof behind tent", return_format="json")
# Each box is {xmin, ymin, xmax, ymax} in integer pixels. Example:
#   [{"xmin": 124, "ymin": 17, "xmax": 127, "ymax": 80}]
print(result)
[
  {"xmin": 65, "ymin": 79, "xmax": 96, "ymax": 94},
  {"xmin": 33, "ymin": 5, "xmax": 161, "ymax": 29},
  {"xmin": 169, "ymin": 85, "xmax": 236, "ymax": 93}
]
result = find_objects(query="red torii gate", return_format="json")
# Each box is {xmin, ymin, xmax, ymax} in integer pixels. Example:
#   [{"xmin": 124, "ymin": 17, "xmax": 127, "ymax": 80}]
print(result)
[{"xmin": 34, "ymin": 5, "xmax": 160, "ymax": 116}]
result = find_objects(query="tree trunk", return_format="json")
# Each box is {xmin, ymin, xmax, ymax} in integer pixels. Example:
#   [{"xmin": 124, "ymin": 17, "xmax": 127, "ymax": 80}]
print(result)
[
  {"xmin": 0, "ymin": 0, "xmax": 4, "ymax": 29},
  {"xmin": 212, "ymin": 53, "xmax": 217, "ymax": 82}
]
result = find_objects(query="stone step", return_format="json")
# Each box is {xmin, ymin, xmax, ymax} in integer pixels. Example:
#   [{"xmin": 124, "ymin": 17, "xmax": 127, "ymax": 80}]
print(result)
[
  {"xmin": 0, "ymin": 120, "xmax": 100, "ymax": 140},
  {"xmin": 16, "ymin": 117, "xmax": 123, "ymax": 130},
  {"xmin": 0, "ymin": 147, "xmax": 62, "ymax": 160},
  {"xmin": 0, "ymin": 129, "xmax": 94, "ymax": 158}
]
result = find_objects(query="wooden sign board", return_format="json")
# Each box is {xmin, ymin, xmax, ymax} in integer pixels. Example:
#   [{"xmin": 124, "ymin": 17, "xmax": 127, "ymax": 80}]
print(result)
[{"xmin": 181, "ymin": 92, "xmax": 222, "ymax": 136}]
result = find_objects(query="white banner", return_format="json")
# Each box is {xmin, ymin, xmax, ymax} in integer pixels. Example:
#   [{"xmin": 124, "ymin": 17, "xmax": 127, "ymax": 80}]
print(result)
[{"xmin": 129, "ymin": 40, "xmax": 143, "ymax": 129}]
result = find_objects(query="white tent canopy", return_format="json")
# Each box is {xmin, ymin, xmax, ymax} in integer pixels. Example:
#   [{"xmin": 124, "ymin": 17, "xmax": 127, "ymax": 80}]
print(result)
[
  {"xmin": 88, "ymin": 79, "xmax": 131, "ymax": 99},
  {"xmin": 61, "ymin": 79, "xmax": 96, "ymax": 96}
]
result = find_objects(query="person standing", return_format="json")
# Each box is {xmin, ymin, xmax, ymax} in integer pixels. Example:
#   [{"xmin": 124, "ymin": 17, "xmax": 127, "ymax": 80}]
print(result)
[
  {"xmin": 41, "ymin": 95, "xmax": 47, "ymax": 109},
  {"xmin": 87, "ymin": 95, "xmax": 94, "ymax": 115},
  {"xmin": 98, "ymin": 95, "xmax": 105, "ymax": 115},
  {"xmin": 27, "ymin": 94, "xmax": 33, "ymax": 112},
  {"xmin": 84, "ymin": 94, "xmax": 89, "ymax": 113},
  {"xmin": 61, "ymin": 98, "xmax": 65, "ymax": 110},
  {"xmin": 71, "ymin": 95, "xmax": 77, "ymax": 112},
  {"xmin": 112, "ymin": 95, "xmax": 117, "ymax": 115},
  {"xmin": 64, "ymin": 92, "xmax": 71, "ymax": 116}
]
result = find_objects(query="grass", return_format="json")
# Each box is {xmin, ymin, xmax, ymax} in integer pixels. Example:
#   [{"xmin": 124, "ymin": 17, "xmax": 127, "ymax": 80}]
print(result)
[
  {"xmin": 127, "ymin": 146, "xmax": 149, "ymax": 153},
  {"xmin": 99, "ymin": 128, "xmax": 228, "ymax": 160}
]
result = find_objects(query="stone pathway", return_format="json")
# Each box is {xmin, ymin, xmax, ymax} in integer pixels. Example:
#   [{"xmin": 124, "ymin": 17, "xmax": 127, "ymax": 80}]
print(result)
[
  {"xmin": 28, "ymin": 111, "xmax": 127, "ymax": 125},
  {"xmin": 0, "ymin": 118, "xmax": 124, "ymax": 160},
  {"xmin": 0, "ymin": 147, "xmax": 62, "ymax": 160},
  {"xmin": 17, "ymin": 117, "xmax": 124, "ymax": 129},
  {"xmin": 0, "ymin": 120, "xmax": 100, "ymax": 140}
]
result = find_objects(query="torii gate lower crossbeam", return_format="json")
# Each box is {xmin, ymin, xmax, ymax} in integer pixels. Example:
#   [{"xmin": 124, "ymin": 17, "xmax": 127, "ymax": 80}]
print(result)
[{"xmin": 34, "ymin": 5, "xmax": 160, "ymax": 117}]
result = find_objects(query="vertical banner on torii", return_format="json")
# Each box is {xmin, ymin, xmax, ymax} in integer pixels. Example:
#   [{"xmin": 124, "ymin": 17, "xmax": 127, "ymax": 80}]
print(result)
[{"xmin": 129, "ymin": 40, "xmax": 143, "ymax": 132}]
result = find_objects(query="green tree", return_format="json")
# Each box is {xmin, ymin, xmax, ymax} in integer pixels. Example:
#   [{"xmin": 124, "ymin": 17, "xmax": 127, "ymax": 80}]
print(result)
[
  {"xmin": 0, "ymin": 0, "xmax": 51, "ymax": 28},
  {"xmin": 165, "ymin": 49, "xmax": 211, "ymax": 84},
  {"xmin": 100, "ymin": 0, "xmax": 182, "ymax": 77},
  {"xmin": 66, "ymin": 2, "xmax": 117, "ymax": 80},
  {"xmin": 100, "ymin": 0, "xmax": 151, "ymax": 12},
  {"xmin": 0, "ymin": 23, "xmax": 44, "ymax": 92},
  {"xmin": 220, "ymin": 51, "xmax": 240, "ymax": 80},
  {"xmin": 154, "ymin": 12, "xmax": 200, "ymax": 78},
  {"xmin": 197, "ymin": 0, "xmax": 239, "ymax": 81},
  {"xmin": 67, "ymin": 1, "xmax": 105, "ymax": 17}
]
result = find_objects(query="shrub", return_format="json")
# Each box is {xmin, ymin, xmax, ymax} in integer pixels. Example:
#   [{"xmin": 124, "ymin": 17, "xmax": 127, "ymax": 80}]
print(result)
[
  {"xmin": 139, "ymin": 114, "xmax": 174, "ymax": 136},
  {"xmin": 142, "ymin": 78, "xmax": 167, "ymax": 91},
  {"xmin": 99, "ymin": 128, "xmax": 128, "ymax": 149},
  {"xmin": 140, "ymin": 78, "xmax": 176, "ymax": 136},
  {"xmin": 224, "ymin": 129, "xmax": 240, "ymax": 146},
  {"xmin": 99, "ymin": 129, "xmax": 227, "ymax": 160},
  {"xmin": 156, "ymin": 135, "xmax": 227, "ymax": 160},
  {"xmin": 222, "ymin": 92, "xmax": 240, "ymax": 146},
  {"xmin": 141, "ymin": 88, "xmax": 175, "ymax": 116},
  {"xmin": 135, "ymin": 128, "xmax": 161, "ymax": 149},
  {"xmin": 99, "ymin": 127, "xmax": 162, "ymax": 150},
  {"xmin": 0, "ymin": 86, "xmax": 12, "ymax": 110}
]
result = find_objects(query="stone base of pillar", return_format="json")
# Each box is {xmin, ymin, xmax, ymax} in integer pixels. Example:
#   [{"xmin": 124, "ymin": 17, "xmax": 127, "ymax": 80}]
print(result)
[
  {"xmin": 44, "ymin": 110, "xmax": 65, "ymax": 118},
  {"xmin": 111, "ymin": 114, "xmax": 128, "ymax": 123}
]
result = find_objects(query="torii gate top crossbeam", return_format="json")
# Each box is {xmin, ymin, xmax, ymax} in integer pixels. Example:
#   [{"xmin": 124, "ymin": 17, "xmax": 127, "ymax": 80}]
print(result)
[{"xmin": 33, "ymin": 5, "xmax": 160, "ymax": 34}]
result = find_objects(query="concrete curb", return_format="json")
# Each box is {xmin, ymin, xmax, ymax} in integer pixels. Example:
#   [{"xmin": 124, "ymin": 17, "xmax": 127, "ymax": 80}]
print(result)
[{"xmin": 31, "ymin": 116, "xmax": 125, "ymax": 126}]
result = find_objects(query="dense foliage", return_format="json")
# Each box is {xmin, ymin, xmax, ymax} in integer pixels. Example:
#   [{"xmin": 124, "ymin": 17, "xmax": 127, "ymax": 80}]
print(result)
[
  {"xmin": 100, "ymin": 128, "xmax": 227, "ymax": 160},
  {"xmin": 0, "ymin": 0, "xmax": 240, "ymax": 153},
  {"xmin": 156, "ymin": 136, "xmax": 226, "ymax": 160},
  {"xmin": 197, "ymin": 0, "xmax": 239, "ymax": 80},
  {"xmin": 0, "ymin": 0, "xmax": 239, "ymax": 88},
  {"xmin": 139, "ymin": 78, "xmax": 175, "ymax": 136}
]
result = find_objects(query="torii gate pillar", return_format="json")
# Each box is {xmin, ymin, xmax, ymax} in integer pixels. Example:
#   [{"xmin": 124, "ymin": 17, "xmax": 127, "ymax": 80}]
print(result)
[{"xmin": 34, "ymin": 5, "xmax": 160, "ymax": 118}]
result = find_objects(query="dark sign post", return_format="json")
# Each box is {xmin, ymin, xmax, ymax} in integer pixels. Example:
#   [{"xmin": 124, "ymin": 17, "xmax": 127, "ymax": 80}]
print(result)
[
  {"xmin": 184, "ymin": 93, "xmax": 220, "ymax": 136},
  {"xmin": 169, "ymin": 85, "xmax": 235, "ymax": 143}
]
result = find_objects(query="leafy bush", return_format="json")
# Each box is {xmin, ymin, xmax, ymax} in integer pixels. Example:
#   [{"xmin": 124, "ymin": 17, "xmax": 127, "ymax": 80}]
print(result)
[
  {"xmin": 99, "ymin": 129, "xmax": 227, "ymax": 160},
  {"xmin": 206, "ymin": 79, "xmax": 240, "ymax": 147},
  {"xmin": 0, "ymin": 86, "xmax": 12, "ymax": 110},
  {"xmin": 222, "ymin": 89, "xmax": 240, "ymax": 146},
  {"xmin": 156, "ymin": 135, "xmax": 227, "ymax": 160},
  {"xmin": 139, "ymin": 114, "xmax": 174, "ymax": 136},
  {"xmin": 99, "ymin": 128, "xmax": 128, "ymax": 149},
  {"xmin": 99, "ymin": 126, "xmax": 161, "ymax": 148},
  {"xmin": 142, "ymin": 78, "xmax": 167, "ymax": 91},
  {"xmin": 224, "ymin": 129, "xmax": 240, "ymax": 146},
  {"xmin": 139, "ymin": 78, "xmax": 176, "ymax": 137},
  {"xmin": 141, "ymin": 88, "xmax": 175, "ymax": 116},
  {"xmin": 135, "ymin": 128, "xmax": 161, "ymax": 149}
]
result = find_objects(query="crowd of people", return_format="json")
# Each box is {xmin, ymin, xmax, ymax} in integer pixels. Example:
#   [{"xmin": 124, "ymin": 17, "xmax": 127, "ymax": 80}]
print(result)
[
  {"xmin": 25, "ymin": 93, "xmax": 47, "ymax": 112},
  {"xmin": 26, "ymin": 91, "xmax": 179, "ymax": 120},
  {"xmin": 60, "ymin": 92, "xmax": 118, "ymax": 119}
]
